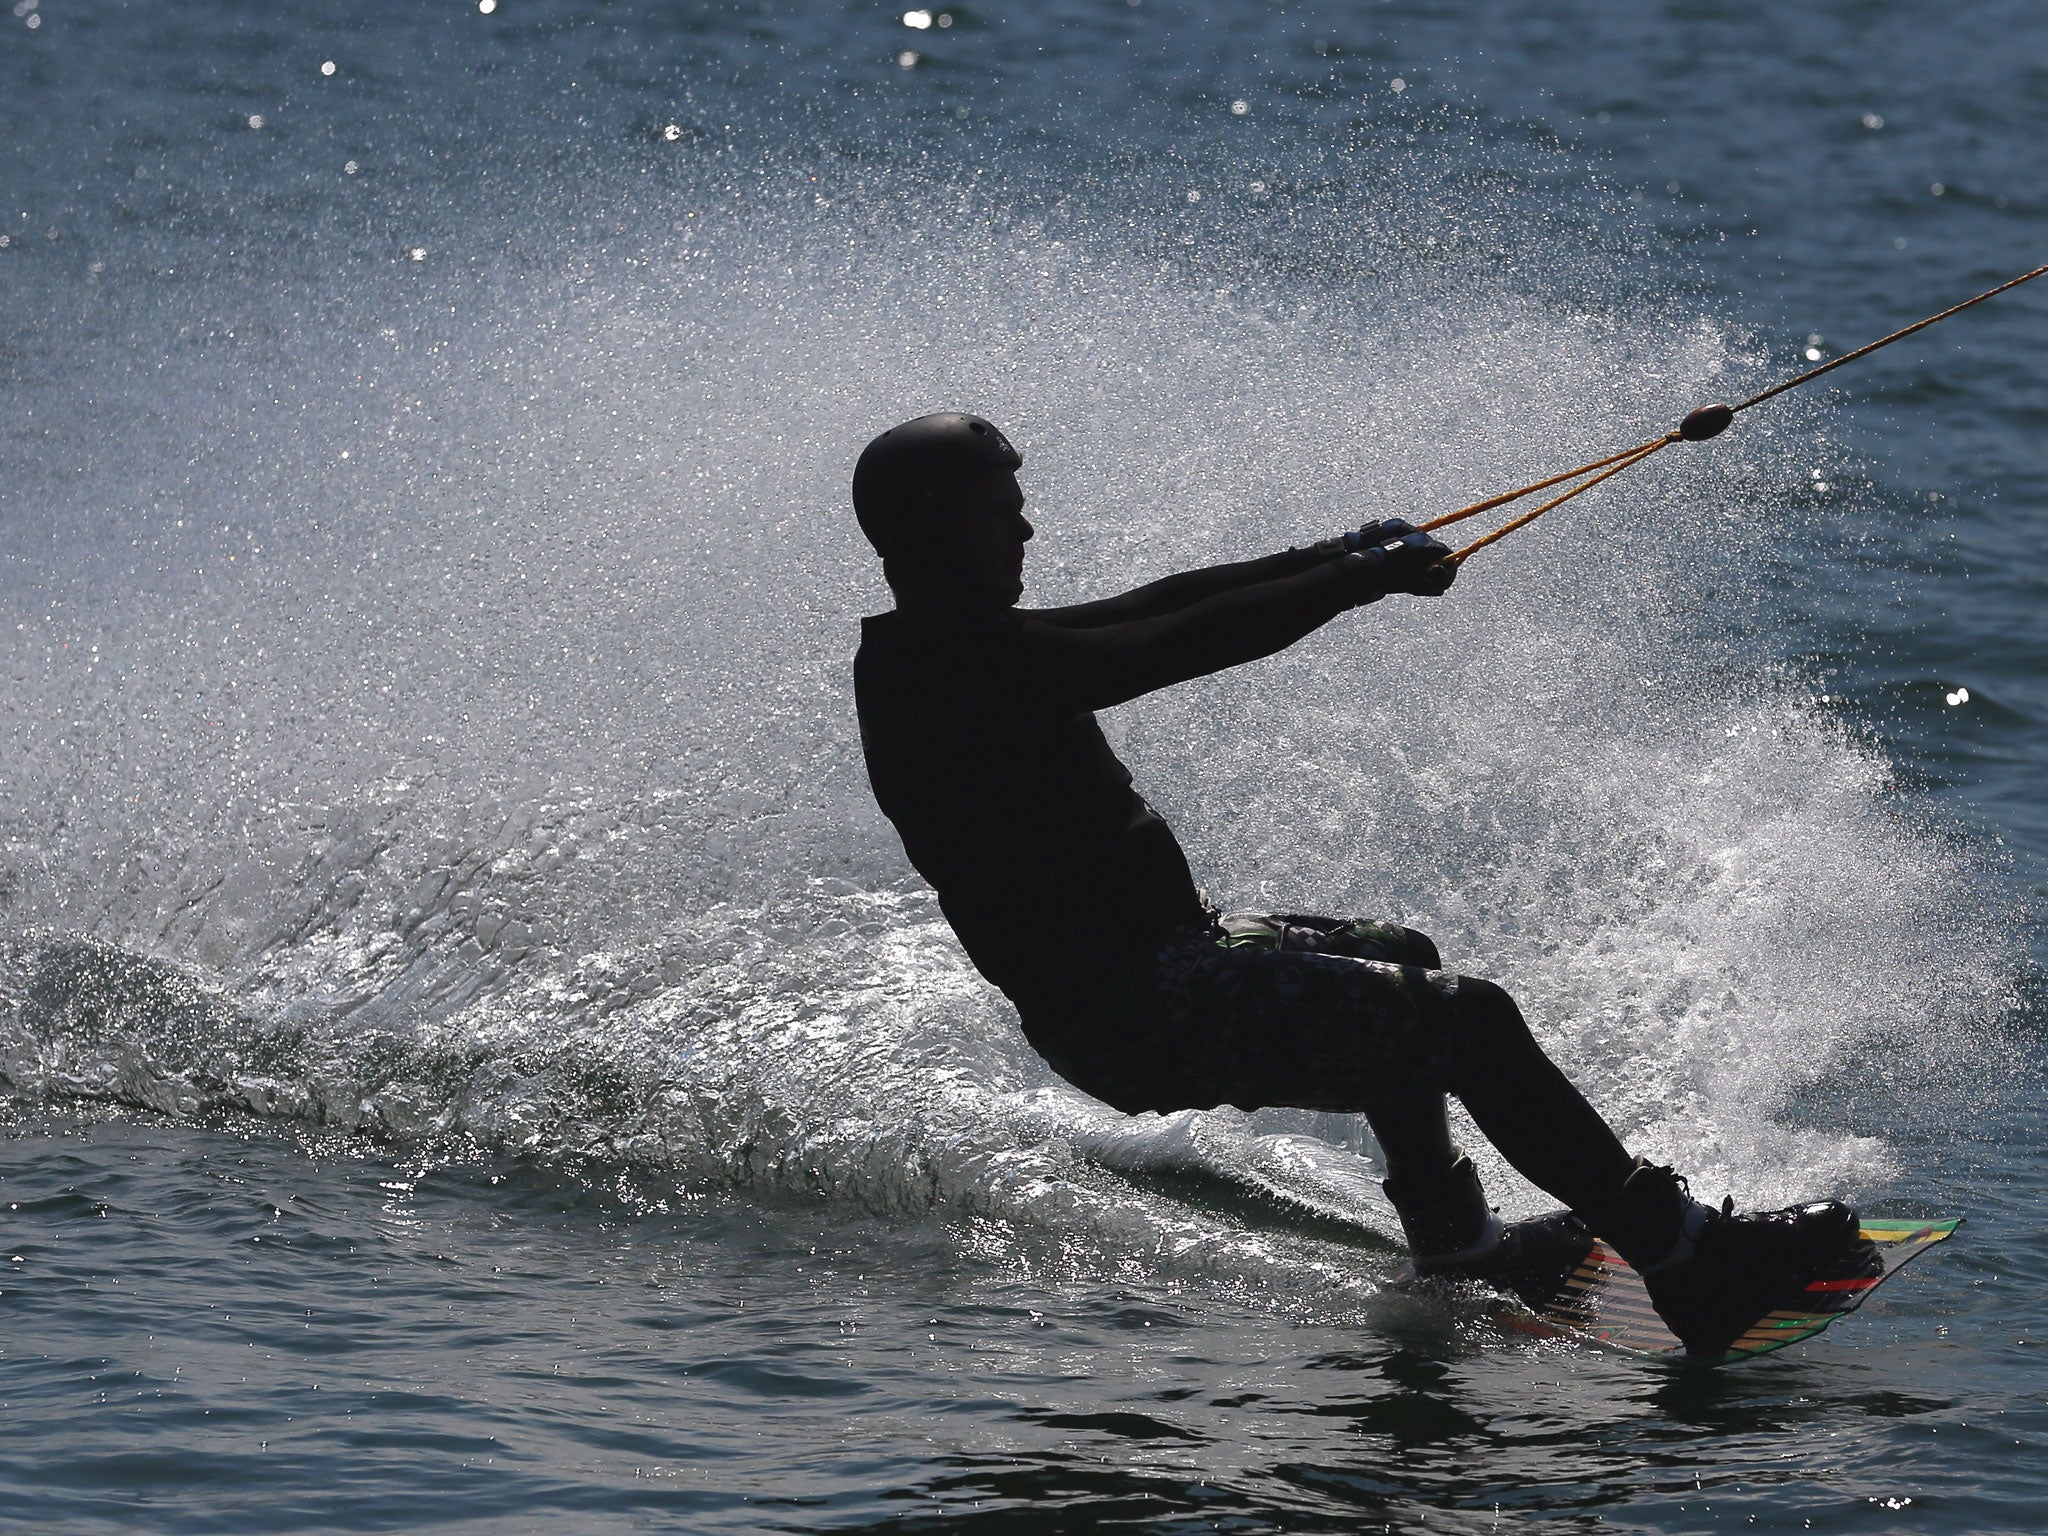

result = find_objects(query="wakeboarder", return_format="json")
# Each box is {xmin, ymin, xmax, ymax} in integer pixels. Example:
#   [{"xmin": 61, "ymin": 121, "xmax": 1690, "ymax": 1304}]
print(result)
[{"xmin": 850, "ymin": 412, "xmax": 1873, "ymax": 1357}]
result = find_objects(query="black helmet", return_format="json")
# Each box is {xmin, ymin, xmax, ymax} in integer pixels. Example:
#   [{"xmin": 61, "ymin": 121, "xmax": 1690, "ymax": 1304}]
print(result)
[{"xmin": 852, "ymin": 412, "xmax": 1023, "ymax": 557}]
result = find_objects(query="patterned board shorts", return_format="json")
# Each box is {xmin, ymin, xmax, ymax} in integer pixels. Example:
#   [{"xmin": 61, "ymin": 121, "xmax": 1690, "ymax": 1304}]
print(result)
[{"xmin": 1021, "ymin": 911, "xmax": 1463, "ymax": 1116}]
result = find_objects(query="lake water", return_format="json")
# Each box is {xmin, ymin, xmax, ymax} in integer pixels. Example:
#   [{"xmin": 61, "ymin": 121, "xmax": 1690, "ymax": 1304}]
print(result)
[{"xmin": 3, "ymin": 2, "xmax": 2045, "ymax": 1531}]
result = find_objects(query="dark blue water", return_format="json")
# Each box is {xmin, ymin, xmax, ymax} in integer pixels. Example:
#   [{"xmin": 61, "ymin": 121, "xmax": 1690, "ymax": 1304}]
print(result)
[{"xmin": 4, "ymin": 3, "xmax": 2044, "ymax": 1531}]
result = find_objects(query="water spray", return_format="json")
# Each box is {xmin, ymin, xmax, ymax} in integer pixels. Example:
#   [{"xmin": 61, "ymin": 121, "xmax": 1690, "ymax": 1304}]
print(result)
[{"xmin": 1423, "ymin": 260, "xmax": 2048, "ymax": 568}]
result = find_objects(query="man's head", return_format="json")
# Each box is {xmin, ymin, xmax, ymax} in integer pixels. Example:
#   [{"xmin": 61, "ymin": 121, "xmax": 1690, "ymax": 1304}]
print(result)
[{"xmin": 853, "ymin": 413, "xmax": 1032, "ymax": 606}]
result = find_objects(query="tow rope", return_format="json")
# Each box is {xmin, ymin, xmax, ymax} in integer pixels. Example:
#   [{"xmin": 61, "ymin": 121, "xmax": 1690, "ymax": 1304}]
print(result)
[{"xmin": 1422, "ymin": 261, "xmax": 2048, "ymax": 568}]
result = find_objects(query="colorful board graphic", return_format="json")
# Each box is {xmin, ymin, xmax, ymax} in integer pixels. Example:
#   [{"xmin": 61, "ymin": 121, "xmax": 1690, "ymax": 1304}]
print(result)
[{"xmin": 1512, "ymin": 1218, "xmax": 1962, "ymax": 1365}]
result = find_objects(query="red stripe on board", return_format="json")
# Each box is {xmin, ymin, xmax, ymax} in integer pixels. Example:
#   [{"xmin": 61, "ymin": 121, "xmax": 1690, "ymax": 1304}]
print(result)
[{"xmin": 1805, "ymin": 1276, "xmax": 1881, "ymax": 1292}]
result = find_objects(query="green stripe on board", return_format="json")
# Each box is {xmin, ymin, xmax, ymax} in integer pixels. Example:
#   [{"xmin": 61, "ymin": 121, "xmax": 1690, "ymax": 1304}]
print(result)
[{"xmin": 1860, "ymin": 1219, "xmax": 1961, "ymax": 1239}]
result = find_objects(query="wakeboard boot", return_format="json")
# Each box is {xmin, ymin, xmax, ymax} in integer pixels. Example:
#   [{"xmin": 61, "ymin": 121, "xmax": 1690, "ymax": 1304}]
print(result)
[
  {"xmin": 1601, "ymin": 1159, "xmax": 1879, "ymax": 1359},
  {"xmin": 1388, "ymin": 1154, "xmax": 1596, "ymax": 1309}
]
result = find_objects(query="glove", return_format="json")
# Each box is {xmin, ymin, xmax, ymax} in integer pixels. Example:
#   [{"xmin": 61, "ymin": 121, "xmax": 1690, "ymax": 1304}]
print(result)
[
  {"xmin": 1334, "ymin": 519, "xmax": 1457, "ymax": 598},
  {"xmin": 1313, "ymin": 517, "xmax": 1418, "ymax": 559},
  {"xmin": 1341, "ymin": 517, "xmax": 1421, "ymax": 551}
]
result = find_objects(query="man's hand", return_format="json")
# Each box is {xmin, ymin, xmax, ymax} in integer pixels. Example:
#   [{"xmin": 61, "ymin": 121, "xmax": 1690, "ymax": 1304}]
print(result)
[
  {"xmin": 1342, "ymin": 517, "xmax": 1420, "ymax": 550},
  {"xmin": 1347, "ymin": 520, "xmax": 1458, "ymax": 597}
]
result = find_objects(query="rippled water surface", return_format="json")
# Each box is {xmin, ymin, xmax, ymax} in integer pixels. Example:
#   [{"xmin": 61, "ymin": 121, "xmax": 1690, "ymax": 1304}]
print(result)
[{"xmin": 4, "ymin": 2, "xmax": 2045, "ymax": 1531}]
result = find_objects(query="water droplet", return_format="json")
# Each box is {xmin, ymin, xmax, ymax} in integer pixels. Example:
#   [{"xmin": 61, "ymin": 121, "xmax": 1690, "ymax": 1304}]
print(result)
[
  {"xmin": 1390, "ymin": 77, "xmax": 1406, "ymax": 94},
  {"xmin": 1230, "ymin": 100, "xmax": 1248, "ymax": 115},
  {"xmin": 897, "ymin": 49, "xmax": 919, "ymax": 68},
  {"xmin": 320, "ymin": 60, "xmax": 336, "ymax": 76},
  {"xmin": 662, "ymin": 124, "xmax": 682, "ymax": 142},
  {"xmin": 248, "ymin": 114, "xmax": 265, "ymax": 130},
  {"xmin": 902, "ymin": 9, "xmax": 932, "ymax": 28},
  {"xmin": 344, "ymin": 160, "xmax": 359, "ymax": 175},
  {"xmin": 478, "ymin": 0, "xmax": 496, "ymax": 12},
  {"xmin": 1930, "ymin": 182, "xmax": 1945, "ymax": 196},
  {"xmin": 1861, "ymin": 112, "xmax": 1884, "ymax": 129}
]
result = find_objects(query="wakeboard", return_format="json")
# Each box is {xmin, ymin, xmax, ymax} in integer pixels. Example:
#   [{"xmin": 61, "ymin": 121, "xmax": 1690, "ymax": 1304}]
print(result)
[{"xmin": 1505, "ymin": 1217, "xmax": 1962, "ymax": 1365}]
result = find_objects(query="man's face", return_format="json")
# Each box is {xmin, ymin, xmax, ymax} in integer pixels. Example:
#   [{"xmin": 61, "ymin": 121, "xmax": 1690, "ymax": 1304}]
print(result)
[{"xmin": 934, "ymin": 469, "xmax": 1034, "ymax": 606}]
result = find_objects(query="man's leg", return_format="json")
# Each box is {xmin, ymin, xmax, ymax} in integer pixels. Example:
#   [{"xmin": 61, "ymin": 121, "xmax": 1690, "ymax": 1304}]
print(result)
[
  {"xmin": 1172, "ymin": 917, "xmax": 1639, "ymax": 1225},
  {"xmin": 1444, "ymin": 977, "xmax": 1638, "ymax": 1221},
  {"xmin": 1360, "ymin": 1096, "xmax": 1457, "ymax": 1185},
  {"xmin": 1065, "ymin": 912, "xmax": 1867, "ymax": 1353},
  {"xmin": 1351, "ymin": 983, "xmax": 1629, "ymax": 1286},
  {"xmin": 1358, "ymin": 1094, "xmax": 1513, "ymax": 1265},
  {"xmin": 1440, "ymin": 975, "xmax": 1871, "ymax": 1354},
  {"xmin": 1217, "ymin": 916, "xmax": 1562, "ymax": 1268},
  {"xmin": 1223, "ymin": 916, "xmax": 1492, "ymax": 1243}
]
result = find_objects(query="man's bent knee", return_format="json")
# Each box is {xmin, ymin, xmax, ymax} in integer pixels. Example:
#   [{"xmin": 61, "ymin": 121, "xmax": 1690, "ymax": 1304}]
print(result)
[
  {"xmin": 1449, "ymin": 974, "xmax": 1536, "ymax": 1052},
  {"xmin": 1400, "ymin": 925, "xmax": 1443, "ymax": 971}
]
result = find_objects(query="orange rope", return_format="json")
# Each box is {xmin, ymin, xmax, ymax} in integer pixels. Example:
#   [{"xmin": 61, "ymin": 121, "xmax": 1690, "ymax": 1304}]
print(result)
[
  {"xmin": 1448, "ymin": 437, "xmax": 1673, "ymax": 566},
  {"xmin": 1730, "ymin": 260, "xmax": 2048, "ymax": 417},
  {"xmin": 1416, "ymin": 436, "xmax": 1667, "ymax": 535},
  {"xmin": 1431, "ymin": 260, "xmax": 2048, "ymax": 567}
]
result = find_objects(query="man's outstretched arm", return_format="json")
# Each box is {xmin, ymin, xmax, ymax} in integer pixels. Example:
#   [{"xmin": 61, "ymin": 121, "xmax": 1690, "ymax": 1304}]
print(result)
[
  {"xmin": 1014, "ymin": 531, "xmax": 1454, "ymax": 712},
  {"xmin": 1030, "ymin": 544, "xmax": 1339, "ymax": 629},
  {"xmin": 1029, "ymin": 520, "xmax": 1425, "ymax": 629}
]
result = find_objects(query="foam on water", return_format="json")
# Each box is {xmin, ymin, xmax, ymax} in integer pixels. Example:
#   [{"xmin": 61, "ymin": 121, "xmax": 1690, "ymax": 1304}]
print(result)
[{"xmin": 0, "ymin": 145, "xmax": 2025, "ymax": 1303}]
